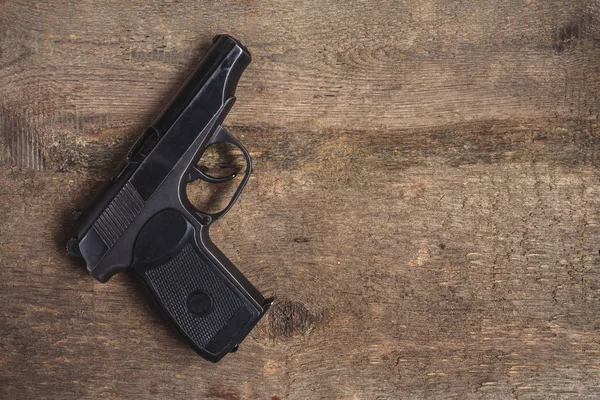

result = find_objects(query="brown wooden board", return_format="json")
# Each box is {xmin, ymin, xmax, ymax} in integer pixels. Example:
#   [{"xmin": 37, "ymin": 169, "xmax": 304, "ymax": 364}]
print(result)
[{"xmin": 2, "ymin": 1, "xmax": 600, "ymax": 399}]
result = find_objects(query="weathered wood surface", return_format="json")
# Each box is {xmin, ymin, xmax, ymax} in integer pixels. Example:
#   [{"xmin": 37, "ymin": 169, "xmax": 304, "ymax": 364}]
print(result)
[{"xmin": 2, "ymin": 0, "xmax": 600, "ymax": 399}]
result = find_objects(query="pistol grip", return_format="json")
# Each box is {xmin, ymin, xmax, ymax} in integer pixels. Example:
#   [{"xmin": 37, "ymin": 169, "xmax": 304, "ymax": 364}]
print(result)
[{"xmin": 128, "ymin": 209, "xmax": 268, "ymax": 362}]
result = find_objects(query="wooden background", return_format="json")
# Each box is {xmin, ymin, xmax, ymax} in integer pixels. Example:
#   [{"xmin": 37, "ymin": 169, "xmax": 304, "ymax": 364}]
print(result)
[{"xmin": 2, "ymin": 0, "xmax": 600, "ymax": 398}]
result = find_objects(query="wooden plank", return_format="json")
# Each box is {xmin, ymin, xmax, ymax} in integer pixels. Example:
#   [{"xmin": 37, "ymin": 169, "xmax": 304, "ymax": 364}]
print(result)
[{"xmin": 1, "ymin": 0, "xmax": 600, "ymax": 398}]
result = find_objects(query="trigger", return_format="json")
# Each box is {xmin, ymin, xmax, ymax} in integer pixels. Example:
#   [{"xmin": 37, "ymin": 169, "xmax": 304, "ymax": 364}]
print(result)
[{"xmin": 187, "ymin": 166, "xmax": 237, "ymax": 184}]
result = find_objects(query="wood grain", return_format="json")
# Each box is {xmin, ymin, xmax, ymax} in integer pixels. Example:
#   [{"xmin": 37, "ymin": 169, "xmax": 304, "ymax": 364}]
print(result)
[{"xmin": 2, "ymin": 0, "xmax": 600, "ymax": 399}]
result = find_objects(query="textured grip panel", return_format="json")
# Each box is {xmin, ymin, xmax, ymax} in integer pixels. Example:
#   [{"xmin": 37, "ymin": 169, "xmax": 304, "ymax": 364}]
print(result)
[{"xmin": 145, "ymin": 244, "xmax": 246, "ymax": 349}]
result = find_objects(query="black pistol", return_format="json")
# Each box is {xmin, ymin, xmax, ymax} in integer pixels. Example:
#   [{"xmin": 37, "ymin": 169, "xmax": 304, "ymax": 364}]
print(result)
[{"xmin": 67, "ymin": 35, "xmax": 271, "ymax": 362}]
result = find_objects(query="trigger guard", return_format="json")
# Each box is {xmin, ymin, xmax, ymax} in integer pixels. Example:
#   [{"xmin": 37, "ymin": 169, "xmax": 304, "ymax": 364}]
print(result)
[
  {"xmin": 201, "ymin": 125, "xmax": 253, "ymax": 221},
  {"xmin": 208, "ymin": 125, "xmax": 237, "ymax": 146}
]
